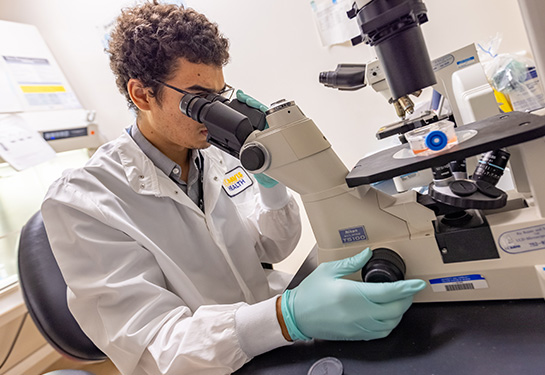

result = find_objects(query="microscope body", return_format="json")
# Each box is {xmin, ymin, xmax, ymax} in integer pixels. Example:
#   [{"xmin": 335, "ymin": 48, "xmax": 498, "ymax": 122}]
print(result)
[
  {"xmin": 241, "ymin": 100, "xmax": 545, "ymax": 303},
  {"xmin": 186, "ymin": 0, "xmax": 545, "ymax": 303}
]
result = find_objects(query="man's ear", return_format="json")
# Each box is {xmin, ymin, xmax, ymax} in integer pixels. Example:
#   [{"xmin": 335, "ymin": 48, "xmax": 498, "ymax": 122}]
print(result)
[{"xmin": 127, "ymin": 79, "xmax": 153, "ymax": 111}]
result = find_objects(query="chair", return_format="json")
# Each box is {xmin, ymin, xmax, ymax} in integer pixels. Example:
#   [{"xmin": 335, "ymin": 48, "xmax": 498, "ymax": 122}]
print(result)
[{"xmin": 17, "ymin": 211, "xmax": 106, "ymax": 374}]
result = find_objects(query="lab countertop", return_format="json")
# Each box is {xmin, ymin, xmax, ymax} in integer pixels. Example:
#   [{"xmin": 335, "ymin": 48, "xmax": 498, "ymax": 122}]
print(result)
[{"xmin": 235, "ymin": 250, "xmax": 545, "ymax": 375}]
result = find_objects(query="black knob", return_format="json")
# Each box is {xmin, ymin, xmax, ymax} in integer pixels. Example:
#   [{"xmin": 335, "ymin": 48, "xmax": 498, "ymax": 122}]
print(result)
[
  {"xmin": 240, "ymin": 145, "xmax": 265, "ymax": 171},
  {"xmin": 475, "ymin": 180, "xmax": 503, "ymax": 198},
  {"xmin": 361, "ymin": 248, "xmax": 406, "ymax": 283},
  {"xmin": 449, "ymin": 180, "xmax": 477, "ymax": 197}
]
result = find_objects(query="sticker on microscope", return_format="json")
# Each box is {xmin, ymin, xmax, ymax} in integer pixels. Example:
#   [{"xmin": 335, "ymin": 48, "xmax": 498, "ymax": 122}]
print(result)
[
  {"xmin": 498, "ymin": 224, "xmax": 545, "ymax": 254},
  {"xmin": 456, "ymin": 56, "xmax": 476, "ymax": 69},
  {"xmin": 222, "ymin": 167, "xmax": 254, "ymax": 197},
  {"xmin": 339, "ymin": 226, "xmax": 368, "ymax": 244},
  {"xmin": 429, "ymin": 274, "xmax": 488, "ymax": 292},
  {"xmin": 432, "ymin": 54, "xmax": 455, "ymax": 71}
]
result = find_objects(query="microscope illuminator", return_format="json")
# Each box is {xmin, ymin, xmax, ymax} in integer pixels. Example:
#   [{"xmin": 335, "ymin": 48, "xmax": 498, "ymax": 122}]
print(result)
[{"xmin": 349, "ymin": 0, "xmax": 436, "ymax": 100}]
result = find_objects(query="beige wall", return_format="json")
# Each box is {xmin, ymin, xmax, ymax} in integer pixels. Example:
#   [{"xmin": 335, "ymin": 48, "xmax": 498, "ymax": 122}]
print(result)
[
  {"xmin": 0, "ymin": 0, "xmax": 534, "ymax": 271},
  {"xmin": 0, "ymin": 0, "xmax": 532, "ymax": 160}
]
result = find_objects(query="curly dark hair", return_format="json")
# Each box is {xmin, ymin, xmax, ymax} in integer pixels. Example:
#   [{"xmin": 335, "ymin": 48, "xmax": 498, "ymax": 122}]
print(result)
[{"xmin": 107, "ymin": 0, "xmax": 230, "ymax": 111}]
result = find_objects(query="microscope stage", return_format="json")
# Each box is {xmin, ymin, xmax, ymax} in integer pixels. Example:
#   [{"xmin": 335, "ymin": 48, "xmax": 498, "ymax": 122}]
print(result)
[{"xmin": 346, "ymin": 111, "xmax": 545, "ymax": 187}]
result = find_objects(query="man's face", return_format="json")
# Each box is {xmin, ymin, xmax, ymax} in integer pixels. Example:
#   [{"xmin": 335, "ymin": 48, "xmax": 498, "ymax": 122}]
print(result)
[{"xmin": 139, "ymin": 58, "xmax": 226, "ymax": 158}]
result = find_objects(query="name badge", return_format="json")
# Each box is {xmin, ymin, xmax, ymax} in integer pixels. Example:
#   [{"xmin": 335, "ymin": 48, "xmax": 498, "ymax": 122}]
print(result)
[{"xmin": 222, "ymin": 167, "xmax": 254, "ymax": 197}]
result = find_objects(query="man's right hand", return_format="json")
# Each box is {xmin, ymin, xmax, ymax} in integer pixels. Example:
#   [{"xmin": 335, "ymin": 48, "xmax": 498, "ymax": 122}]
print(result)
[{"xmin": 280, "ymin": 248, "xmax": 426, "ymax": 341}]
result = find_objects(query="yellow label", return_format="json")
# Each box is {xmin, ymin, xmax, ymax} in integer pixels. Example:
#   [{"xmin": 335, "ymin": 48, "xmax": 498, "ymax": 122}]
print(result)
[
  {"xmin": 493, "ymin": 88, "xmax": 513, "ymax": 112},
  {"xmin": 20, "ymin": 85, "xmax": 66, "ymax": 93}
]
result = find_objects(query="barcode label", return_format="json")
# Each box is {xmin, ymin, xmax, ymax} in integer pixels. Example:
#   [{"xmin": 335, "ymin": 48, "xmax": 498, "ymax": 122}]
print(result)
[
  {"xmin": 445, "ymin": 283, "xmax": 475, "ymax": 292},
  {"xmin": 430, "ymin": 274, "xmax": 488, "ymax": 293}
]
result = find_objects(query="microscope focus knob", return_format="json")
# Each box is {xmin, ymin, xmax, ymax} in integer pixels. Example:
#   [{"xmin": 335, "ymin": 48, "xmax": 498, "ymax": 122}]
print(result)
[
  {"xmin": 361, "ymin": 248, "xmax": 406, "ymax": 283},
  {"xmin": 240, "ymin": 143, "xmax": 269, "ymax": 172}
]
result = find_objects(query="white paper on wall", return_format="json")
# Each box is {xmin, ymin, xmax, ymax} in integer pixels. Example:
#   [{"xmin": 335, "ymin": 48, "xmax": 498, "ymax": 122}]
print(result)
[
  {"xmin": 310, "ymin": 0, "xmax": 360, "ymax": 47},
  {"xmin": 0, "ymin": 114, "xmax": 56, "ymax": 170}
]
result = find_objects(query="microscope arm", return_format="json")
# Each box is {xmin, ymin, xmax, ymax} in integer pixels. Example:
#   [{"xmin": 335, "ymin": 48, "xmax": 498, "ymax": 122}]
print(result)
[{"xmin": 238, "ymin": 99, "xmax": 434, "ymax": 269}]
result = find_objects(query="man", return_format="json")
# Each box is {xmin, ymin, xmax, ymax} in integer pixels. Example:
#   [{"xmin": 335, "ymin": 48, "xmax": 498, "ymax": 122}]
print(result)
[{"xmin": 42, "ymin": 2, "xmax": 425, "ymax": 374}]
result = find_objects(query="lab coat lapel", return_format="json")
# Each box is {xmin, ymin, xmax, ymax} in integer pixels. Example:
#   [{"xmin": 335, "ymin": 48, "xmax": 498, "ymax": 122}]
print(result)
[
  {"xmin": 202, "ymin": 149, "xmax": 226, "ymax": 215},
  {"xmin": 118, "ymin": 132, "xmax": 206, "ymax": 216},
  {"xmin": 157, "ymin": 173, "xmax": 206, "ymax": 216}
]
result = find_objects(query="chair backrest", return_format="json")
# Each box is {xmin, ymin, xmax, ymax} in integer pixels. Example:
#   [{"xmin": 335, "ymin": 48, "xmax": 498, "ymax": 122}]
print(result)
[{"xmin": 17, "ymin": 211, "xmax": 106, "ymax": 362}]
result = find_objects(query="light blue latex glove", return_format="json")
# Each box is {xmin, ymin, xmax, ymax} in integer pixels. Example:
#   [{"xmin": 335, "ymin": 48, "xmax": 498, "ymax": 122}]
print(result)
[
  {"xmin": 236, "ymin": 89, "xmax": 269, "ymax": 113},
  {"xmin": 252, "ymin": 172, "xmax": 279, "ymax": 188},
  {"xmin": 281, "ymin": 248, "xmax": 427, "ymax": 341},
  {"xmin": 236, "ymin": 89, "xmax": 278, "ymax": 188}
]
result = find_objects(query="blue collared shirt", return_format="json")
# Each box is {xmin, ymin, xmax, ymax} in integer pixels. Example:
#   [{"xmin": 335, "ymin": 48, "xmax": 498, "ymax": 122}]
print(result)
[{"xmin": 130, "ymin": 124, "xmax": 202, "ymax": 209}]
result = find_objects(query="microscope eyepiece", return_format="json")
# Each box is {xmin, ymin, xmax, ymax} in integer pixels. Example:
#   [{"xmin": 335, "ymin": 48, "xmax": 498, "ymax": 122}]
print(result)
[
  {"xmin": 319, "ymin": 64, "xmax": 366, "ymax": 91},
  {"xmin": 179, "ymin": 94, "xmax": 208, "ymax": 121},
  {"xmin": 177, "ymin": 92, "xmax": 266, "ymax": 158}
]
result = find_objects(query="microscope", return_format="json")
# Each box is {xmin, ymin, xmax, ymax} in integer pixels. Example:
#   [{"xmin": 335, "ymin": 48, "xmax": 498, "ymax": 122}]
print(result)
[{"xmin": 179, "ymin": 0, "xmax": 545, "ymax": 303}]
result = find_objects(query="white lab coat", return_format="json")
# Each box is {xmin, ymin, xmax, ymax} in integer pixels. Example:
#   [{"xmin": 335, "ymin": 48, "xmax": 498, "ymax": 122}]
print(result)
[{"xmin": 41, "ymin": 130, "xmax": 302, "ymax": 375}]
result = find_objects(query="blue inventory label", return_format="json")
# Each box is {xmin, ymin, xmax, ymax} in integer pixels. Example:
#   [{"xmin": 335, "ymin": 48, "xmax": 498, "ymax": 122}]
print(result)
[
  {"xmin": 339, "ymin": 226, "xmax": 368, "ymax": 244},
  {"xmin": 456, "ymin": 56, "xmax": 476, "ymax": 68},
  {"xmin": 429, "ymin": 274, "xmax": 488, "ymax": 292}
]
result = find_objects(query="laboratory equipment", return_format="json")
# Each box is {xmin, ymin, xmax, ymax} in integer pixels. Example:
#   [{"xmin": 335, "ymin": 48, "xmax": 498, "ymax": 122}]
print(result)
[
  {"xmin": 0, "ymin": 21, "xmax": 102, "ymax": 159},
  {"xmin": 249, "ymin": 94, "xmax": 545, "ymax": 301},
  {"xmin": 0, "ymin": 20, "xmax": 103, "ymax": 375},
  {"xmin": 178, "ymin": 0, "xmax": 545, "ymax": 303},
  {"xmin": 320, "ymin": 59, "xmax": 422, "ymax": 119},
  {"xmin": 228, "ymin": 99, "xmax": 545, "ymax": 303},
  {"xmin": 180, "ymin": 85, "xmax": 545, "ymax": 303},
  {"xmin": 431, "ymin": 43, "xmax": 500, "ymax": 127},
  {"xmin": 348, "ymin": 0, "xmax": 436, "ymax": 117},
  {"xmin": 0, "ymin": 20, "xmax": 102, "ymax": 290},
  {"xmin": 322, "ymin": 42, "xmax": 501, "ymax": 192},
  {"xmin": 307, "ymin": 357, "xmax": 343, "ymax": 375},
  {"xmin": 281, "ymin": 249, "xmax": 425, "ymax": 341},
  {"xmin": 404, "ymin": 119, "xmax": 457, "ymax": 156}
]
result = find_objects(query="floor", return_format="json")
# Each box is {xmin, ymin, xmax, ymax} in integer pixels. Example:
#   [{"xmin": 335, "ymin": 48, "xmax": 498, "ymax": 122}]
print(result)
[{"xmin": 43, "ymin": 358, "xmax": 120, "ymax": 375}]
